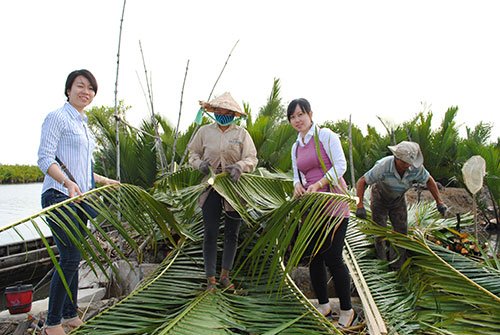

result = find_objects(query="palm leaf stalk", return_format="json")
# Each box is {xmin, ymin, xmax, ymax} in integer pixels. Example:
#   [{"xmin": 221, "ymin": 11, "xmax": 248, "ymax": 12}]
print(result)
[
  {"xmin": 345, "ymin": 219, "xmax": 428, "ymax": 334},
  {"xmin": 73, "ymin": 244, "xmax": 341, "ymax": 335}
]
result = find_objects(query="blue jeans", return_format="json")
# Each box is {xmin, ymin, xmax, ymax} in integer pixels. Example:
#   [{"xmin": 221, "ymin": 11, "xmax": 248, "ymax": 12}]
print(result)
[{"xmin": 42, "ymin": 189, "xmax": 86, "ymax": 326}]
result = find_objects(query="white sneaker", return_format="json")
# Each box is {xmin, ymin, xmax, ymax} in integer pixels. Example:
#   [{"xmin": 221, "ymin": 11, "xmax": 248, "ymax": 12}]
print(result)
[{"xmin": 338, "ymin": 308, "xmax": 355, "ymax": 327}]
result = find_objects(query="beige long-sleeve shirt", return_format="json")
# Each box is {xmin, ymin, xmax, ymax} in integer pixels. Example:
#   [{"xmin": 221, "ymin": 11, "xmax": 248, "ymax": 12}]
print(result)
[{"xmin": 188, "ymin": 123, "xmax": 258, "ymax": 173}]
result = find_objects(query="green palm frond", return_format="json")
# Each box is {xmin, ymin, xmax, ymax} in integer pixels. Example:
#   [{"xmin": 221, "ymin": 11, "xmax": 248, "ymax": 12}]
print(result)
[
  {"xmin": 72, "ymin": 227, "xmax": 341, "ymax": 335},
  {"xmin": 208, "ymin": 172, "xmax": 357, "ymax": 289},
  {"xmin": 356, "ymin": 210, "xmax": 500, "ymax": 334},
  {"xmin": 0, "ymin": 184, "xmax": 181, "ymax": 288}
]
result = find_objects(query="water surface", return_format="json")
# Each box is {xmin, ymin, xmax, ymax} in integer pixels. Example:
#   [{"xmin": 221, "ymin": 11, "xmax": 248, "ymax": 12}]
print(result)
[{"xmin": 0, "ymin": 183, "xmax": 51, "ymax": 245}]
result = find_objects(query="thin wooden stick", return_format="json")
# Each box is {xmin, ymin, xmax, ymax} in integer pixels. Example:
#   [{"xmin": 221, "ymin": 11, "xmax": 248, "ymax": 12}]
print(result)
[
  {"xmin": 139, "ymin": 40, "xmax": 168, "ymax": 173},
  {"xmin": 179, "ymin": 40, "xmax": 240, "ymax": 166},
  {"xmin": 171, "ymin": 59, "xmax": 190, "ymax": 172},
  {"xmin": 136, "ymin": 70, "xmax": 152, "ymax": 115},
  {"xmin": 348, "ymin": 114, "xmax": 356, "ymax": 187},
  {"xmin": 113, "ymin": 0, "xmax": 127, "ymax": 182},
  {"xmin": 377, "ymin": 116, "xmax": 396, "ymax": 145}
]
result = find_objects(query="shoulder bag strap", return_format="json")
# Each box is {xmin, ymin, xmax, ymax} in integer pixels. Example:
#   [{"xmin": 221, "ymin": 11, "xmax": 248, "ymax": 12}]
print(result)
[{"xmin": 55, "ymin": 156, "xmax": 77, "ymax": 184}]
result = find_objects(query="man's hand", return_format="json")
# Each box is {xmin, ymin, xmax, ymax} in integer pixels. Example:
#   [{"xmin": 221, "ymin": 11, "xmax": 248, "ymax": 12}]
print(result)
[
  {"xmin": 437, "ymin": 203, "xmax": 448, "ymax": 216},
  {"xmin": 355, "ymin": 207, "xmax": 367, "ymax": 219},
  {"xmin": 225, "ymin": 164, "xmax": 242, "ymax": 182},
  {"xmin": 199, "ymin": 161, "xmax": 210, "ymax": 175}
]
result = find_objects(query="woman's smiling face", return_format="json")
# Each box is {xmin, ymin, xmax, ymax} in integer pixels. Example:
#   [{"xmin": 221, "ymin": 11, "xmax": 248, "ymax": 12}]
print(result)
[
  {"xmin": 67, "ymin": 75, "xmax": 96, "ymax": 112},
  {"xmin": 289, "ymin": 104, "xmax": 313, "ymax": 134}
]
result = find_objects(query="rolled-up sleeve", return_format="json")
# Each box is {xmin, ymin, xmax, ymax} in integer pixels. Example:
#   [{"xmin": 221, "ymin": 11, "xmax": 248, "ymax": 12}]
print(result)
[
  {"xmin": 188, "ymin": 128, "xmax": 204, "ymax": 170},
  {"xmin": 236, "ymin": 130, "xmax": 258, "ymax": 173},
  {"xmin": 37, "ymin": 112, "xmax": 64, "ymax": 174}
]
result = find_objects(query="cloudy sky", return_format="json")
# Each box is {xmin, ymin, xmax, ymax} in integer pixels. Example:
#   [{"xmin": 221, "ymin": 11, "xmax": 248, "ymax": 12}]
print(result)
[{"xmin": 1, "ymin": 0, "xmax": 498, "ymax": 165}]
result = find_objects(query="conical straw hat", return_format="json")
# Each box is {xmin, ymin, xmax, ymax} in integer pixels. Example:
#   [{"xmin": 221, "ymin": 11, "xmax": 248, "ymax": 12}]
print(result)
[{"xmin": 199, "ymin": 92, "xmax": 246, "ymax": 116}]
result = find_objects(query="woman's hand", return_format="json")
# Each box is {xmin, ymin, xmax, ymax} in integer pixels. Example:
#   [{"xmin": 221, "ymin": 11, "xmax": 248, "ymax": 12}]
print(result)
[
  {"xmin": 65, "ymin": 179, "xmax": 83, "ymax": 198},
  {"xmin": 293, "ymin": 183, "xmax": 306, "ymax": 198},
  {"xmin": 102, "ymin": 177, "xmax": 120, "ymax": 186},
  {"xmin": 306, "ymin": 181, "xmax": 323, "ymax": 193},
  {"xmin": 95, "ymin": 174, "xmax": 120, "ymax": 186}
]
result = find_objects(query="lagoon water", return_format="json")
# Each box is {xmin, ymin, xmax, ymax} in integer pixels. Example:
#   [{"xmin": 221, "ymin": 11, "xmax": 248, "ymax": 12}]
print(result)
[{"xmin": 0, "ymin": 183, "xmax": 51, "ymax": 245}]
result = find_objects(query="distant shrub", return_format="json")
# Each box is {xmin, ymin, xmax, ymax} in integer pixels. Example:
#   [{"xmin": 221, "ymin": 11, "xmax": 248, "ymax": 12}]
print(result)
[{"xmin": 0, "ymin": 165, "xmax": 44, "ymax": 184}]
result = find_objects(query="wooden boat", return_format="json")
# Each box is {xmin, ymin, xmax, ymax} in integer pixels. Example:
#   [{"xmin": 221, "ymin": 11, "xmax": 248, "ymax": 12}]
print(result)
[{"xmin": 0, "ymin": 237, "xmax": 57, "ymax": 290}]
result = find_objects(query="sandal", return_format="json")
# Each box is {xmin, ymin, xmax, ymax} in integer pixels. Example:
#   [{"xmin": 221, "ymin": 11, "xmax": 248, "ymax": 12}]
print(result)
[
  {"xmin": 63, "ymin": 316, "xmax": 84, "ymax": 330},
  {"xmin": 338, "ymin": 308, "xmax": 357, "ymax": 328},
  {"xmin": 41, "ymin": 325, "xmax": 66, "ymax": 335},
  {"xmin": 206, "ymin": 278, "xmax": 217, "ymax": 292},
  {"xmin": 219, "ymin": 276, "xmax": 235, "ymax": 291}
]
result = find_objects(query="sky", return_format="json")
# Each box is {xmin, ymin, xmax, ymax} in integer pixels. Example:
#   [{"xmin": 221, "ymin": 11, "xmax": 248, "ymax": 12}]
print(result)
[{"xmin": 1, "ymin": 0, "xmax": 499, "ymax": 165}]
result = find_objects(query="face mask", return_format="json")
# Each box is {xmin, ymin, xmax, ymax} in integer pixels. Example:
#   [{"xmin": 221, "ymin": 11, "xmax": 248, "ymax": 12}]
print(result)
[{"xmin": 214, "ymin": 113, "xmax": 235, "ymax": 126}]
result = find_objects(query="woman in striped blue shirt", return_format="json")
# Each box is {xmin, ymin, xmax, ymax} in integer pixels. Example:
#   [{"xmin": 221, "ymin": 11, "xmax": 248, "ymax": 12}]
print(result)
[{"xmin": 38, "ymin": 69, "xmax": 118, "ymax": 335}]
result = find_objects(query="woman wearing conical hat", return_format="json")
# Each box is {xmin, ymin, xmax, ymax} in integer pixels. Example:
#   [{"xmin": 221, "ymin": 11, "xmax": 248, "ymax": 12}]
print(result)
[{"xmin": 188, "ymin": 92, "xmax": 258, "ymax": 292}]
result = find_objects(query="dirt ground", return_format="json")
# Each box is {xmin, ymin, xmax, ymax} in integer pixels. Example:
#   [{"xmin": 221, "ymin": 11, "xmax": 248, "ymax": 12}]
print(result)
[
  {"xmin": 406, "ymin": 186, "xmax": 474, "ymax": 216},
  {"xmin": 406, "ymin": 185, "xmax": 497, "ymax": 229}
]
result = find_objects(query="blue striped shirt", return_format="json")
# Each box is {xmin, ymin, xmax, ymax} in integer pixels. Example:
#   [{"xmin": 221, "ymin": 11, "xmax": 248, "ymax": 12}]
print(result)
[
  {"xmin": 38, "ymin": 102, "xmax": 96, "ymax": 195},
  {"xmin": 364, "ymin": 156, "xmax": 430, "ymax": 200}
]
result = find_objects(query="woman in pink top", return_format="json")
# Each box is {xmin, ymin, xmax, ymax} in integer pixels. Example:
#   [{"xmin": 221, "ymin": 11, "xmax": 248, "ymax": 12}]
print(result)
[{"xmin": 288, "ymin": 98, "xmax": 355, "ymax": 328}]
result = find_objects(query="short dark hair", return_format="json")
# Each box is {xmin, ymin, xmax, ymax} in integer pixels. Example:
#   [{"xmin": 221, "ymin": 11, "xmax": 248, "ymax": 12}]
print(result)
[
  {"xmin": 286, "ymin": 98, "xmax": 311, "ymax": 121},
  {"xmin": 65, "ymin": 69, "xmax": 98, "ymax": 100}
]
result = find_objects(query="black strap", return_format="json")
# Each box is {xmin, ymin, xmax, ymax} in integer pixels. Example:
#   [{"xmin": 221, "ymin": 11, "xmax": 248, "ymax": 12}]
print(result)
[
  {"xmin": 295, "ymin": 142, "xmax": 304, "ymax": 187},
  {"xmin": 55, "ymin": 156, "xmax": 77, "ymax": 183}
]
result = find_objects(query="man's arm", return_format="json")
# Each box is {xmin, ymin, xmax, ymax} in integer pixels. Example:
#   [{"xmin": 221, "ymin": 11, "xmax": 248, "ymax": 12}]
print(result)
[
  {"xmin": 427, "ymin": 176, "xmax": 448, "ymax": 215},
  {"xmin": 355, "ymin": 176, "xmax": 369, "ymax": 219},
  {"xmin": 426, "ymin": 176, "xmax": 443, "ymax": 205},
  {"xmin": 356, "ymin": 176, "xmax": 368, "ymax": 209}
]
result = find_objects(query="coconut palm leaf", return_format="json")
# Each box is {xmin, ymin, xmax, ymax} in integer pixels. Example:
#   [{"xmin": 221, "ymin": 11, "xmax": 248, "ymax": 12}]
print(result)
[
  {"xmin": 205, "ymin": 171, "xmax": 357, "ymax": 292},
  {"xmin": 71, "ymin": 211, "xmax": 341, "ymax": 335},
  {"xmin": 355, "ymin": 203, "xmax": 500, "ymax": 334},
  {"xmin": 0, "ymin": 184, "xmax": 181, "ymax": 292}
]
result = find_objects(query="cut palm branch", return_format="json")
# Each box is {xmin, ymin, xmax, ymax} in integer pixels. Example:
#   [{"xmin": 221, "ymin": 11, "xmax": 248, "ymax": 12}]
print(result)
[{"xmin": 0, "ymin": 184, "xmax": 182, "ymax": 293}]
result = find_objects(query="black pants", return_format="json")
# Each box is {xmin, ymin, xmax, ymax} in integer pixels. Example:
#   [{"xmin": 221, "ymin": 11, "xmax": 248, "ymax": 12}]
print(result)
[
  {"xmin": 201, "ymin": 189, "xmax": 242, "ymax": 277},
  {"xmin": 309, "ymin": 217, "xmax": 352, "ymax": 310}
]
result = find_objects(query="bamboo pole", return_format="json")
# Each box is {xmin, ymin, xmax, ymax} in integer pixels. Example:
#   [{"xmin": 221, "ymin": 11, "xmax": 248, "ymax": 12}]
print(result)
[
  {"xmin": 113, "ymin": 0, "xmax": 127, "ymax": 182},
  {"xmin": 171, "ymin": 60, "xmax": 190, "ymax": 172},
  {"xmin": 179, "ymin": 40, "xmax": 240, "ymax": 166}
]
